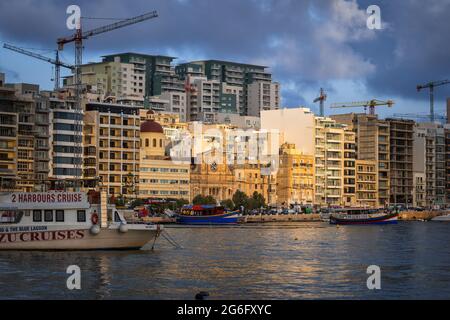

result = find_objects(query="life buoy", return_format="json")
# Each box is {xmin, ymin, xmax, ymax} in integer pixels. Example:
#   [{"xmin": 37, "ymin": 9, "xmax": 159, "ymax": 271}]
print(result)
[{"xmin": 91, "ymin": 213, "xmax": 99, "ymax": 225}]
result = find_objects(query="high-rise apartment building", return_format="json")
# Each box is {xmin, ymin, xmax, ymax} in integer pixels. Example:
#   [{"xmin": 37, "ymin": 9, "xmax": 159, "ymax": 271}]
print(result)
[
  {"xmin": 314, "ymin": 117, "xmax": 357, "ymax": 206},
  {"xmin": 386, "ymin": 118, "xmax": 415, "ymax": 206},
  {"xmin": 247, "ymin": 81, "xmax": 280, "ymax": 117},
  {"xmin": 413, "ymin": 123, "xmax": 446, "ymax": 207},
  {"xmin": 331, "ymin": 113, "xmax": 390, "ymax": 206},
  {"xmin": 0, "ymin": 79, "xmax": 50, "ymax": 191},
  {"xmin": 103, "ymin": 53, "xmax": 184, "ymax": 97},
  {"xmin": 186, "ymin": 76, "xmax": 221, "ymax": 122},
  {"xmin": 147, "ymin": 91, "xmax": 187, "ymax": 122},
  {"xmin": 48, "ymin": 98, "xmax": 83, "ymax": 180},
  {"xmin": 64, "ymin": 60, "xmax": 146, "ymax": 104},
  {"xmin": 83, "ymin": 102, "xmax": 140, "ymax": 198},
  {"xmin": 177, "ymin": 60, "xmax": 279, "ymax": 117}
]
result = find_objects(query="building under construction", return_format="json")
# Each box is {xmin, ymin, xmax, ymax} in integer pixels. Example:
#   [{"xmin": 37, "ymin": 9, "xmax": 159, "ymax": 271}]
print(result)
[{"xmin": 386, "ymin": 118, "xmax": 415, "ymax": 206}]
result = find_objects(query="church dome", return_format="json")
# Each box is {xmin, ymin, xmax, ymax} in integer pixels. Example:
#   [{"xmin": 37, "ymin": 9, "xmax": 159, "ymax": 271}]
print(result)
[{"xmin": 140, "ymin": 120, "xmax": 164, "ymax": 134}]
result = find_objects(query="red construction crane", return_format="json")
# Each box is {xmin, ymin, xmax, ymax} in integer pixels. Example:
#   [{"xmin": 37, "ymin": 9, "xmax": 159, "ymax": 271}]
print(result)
[
  {"xmin": 56, "ymin": 10, "xmax": 159, "ymax": 184},
  {"xmin": 313, "ymin": 88, "xmax": 327, "ymax": 117}
]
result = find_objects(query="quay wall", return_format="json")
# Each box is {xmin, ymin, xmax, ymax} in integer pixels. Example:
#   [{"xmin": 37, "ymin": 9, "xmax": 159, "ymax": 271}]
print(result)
[
  {"xmin": 246, "ymin": 214, "xmax": 321, "ymax": 223},
  {"xmin": 399, "ymin": 211, "xmax": 446, "ymax": 221}
]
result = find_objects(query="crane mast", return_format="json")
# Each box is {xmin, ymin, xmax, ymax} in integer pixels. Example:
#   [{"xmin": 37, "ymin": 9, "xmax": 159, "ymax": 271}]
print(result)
[
  {"xmin": 417, "ymin": 80, "xmax": 450, "ymax": 122},
  {"xmin": 313, "ymin": 88, "xmax": 327, "ymax": 117}
]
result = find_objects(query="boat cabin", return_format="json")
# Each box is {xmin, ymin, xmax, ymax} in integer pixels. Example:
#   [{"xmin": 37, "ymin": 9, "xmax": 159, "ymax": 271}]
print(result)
[{"xmin": 181, "ymin": 205, "xmax": 226, "ymax": 216}]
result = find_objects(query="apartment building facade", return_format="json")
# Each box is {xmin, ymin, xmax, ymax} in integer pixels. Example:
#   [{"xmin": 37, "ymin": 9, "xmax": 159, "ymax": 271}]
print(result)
[
  {"xmin": 48, "ymin": 98, "xmax": 83, "ymax": 180},
  {"xmin": 83, "ymin": 102, "xmax": 140, "ymax": 198},
  {"xmin": 355, "ymin": 160, "xmax": 378, "ymax": 207},
  {"xmin": 103, "ymin": 53, "xmax": 184, "ymax": 97},
  {"xmin": 139, "ymin": 120, "xmax": 190, "ymax": 201},
  {"xmin": 247, "ymin": 81, "xmax": 280, "ymax": 117},
  {"xmin": 177, "ymin": 60, "xmax": 280, "ymax": 117},
  {"xmin": 186, "ymin": 76, "xmax": 222, "ymax": 122},
  {"xmin": 445, "ymin": 124, "xmax": 450, "ymax": 204},
  {"xmin": 64, "ymin": 60, "xmax": 146, "ymax": 104},
  {"xmin": 314, "ymin": 117, "xmax": 357, "ymax": 206},
  {"xmin": 386, "ymin": 118, "xmax": 414, "ymax": 206},
  {"xmin": 331, "ymin": 113, "xmax": 390, "ymax": 206},
  {"xmin": 413, "ymin": 123, "xmax": 446, "ymax": 207},
  {"xmin": 0, "ymin": 80, "xmax": 50, "ymax": 191},
  {"xmin": 277, "ymin": 143, "xmax": 314, "ymax": 206}
]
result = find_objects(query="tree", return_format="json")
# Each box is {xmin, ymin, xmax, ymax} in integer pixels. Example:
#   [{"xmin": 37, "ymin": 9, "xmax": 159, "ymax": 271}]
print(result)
[
  {"xmin": 221, "ymin": 199, "xmax": 235, "ymax": 210},
  {"xmin": 129, "ymin": 198, "xmax": 144, "ymax": 209},
  {"xmin": 192, "ymin": 195, "xmax": 217, "ymax": 205},
  {"xmin": 248, "ymin": 192, "xmax": 266, "ymax": 210},
  {"xmin": 175, "ymin": 198, "xmax": 189, "ymax": 209},
  {"xmin": 232, "ymin": 190, "xmax": 249, "ymax": 210}
]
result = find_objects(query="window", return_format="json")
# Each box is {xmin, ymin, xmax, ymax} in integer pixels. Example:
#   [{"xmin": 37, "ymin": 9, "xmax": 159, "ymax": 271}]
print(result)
[
  {"xmin": 77, "ymin": 210, "xmax": 86, "ymax": 222},
  {"xmin": 44, "ymin": 210, "xmax": 53, "ymax": 222},
  {"xmin": 33, "ymin": 210, "xmax": 42, "ymax": 222},
  {"xmin": 1, "ymin": 210, "xmax": 23, "ymax": 224},
  {"xmin": 153, "ymin": 139, "xmax": 157, "ymax": 147},
  {"xmin": 145, "ymin": 139, "xmax": 149, "ymax": 147},
  {"xmin": 56, "ymin": 210, "xmax": 65, "ymax": 222}
]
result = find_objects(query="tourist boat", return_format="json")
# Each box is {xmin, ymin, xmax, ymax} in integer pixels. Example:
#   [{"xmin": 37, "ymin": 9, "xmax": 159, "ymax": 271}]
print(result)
[
  {"xmin": 431, "ymin": 214, "xmax": 450, "ymax": 222},
  {"xmin": 329, "ymin": 208, "xmax": 399, "ymax": 225},
  {"xmin": 176, "ymin": 205, "xmax": 244, "ymax": 225},
  {"xmin": 0, "ymin": 191, "xmax": 162, "ymax": 250}
]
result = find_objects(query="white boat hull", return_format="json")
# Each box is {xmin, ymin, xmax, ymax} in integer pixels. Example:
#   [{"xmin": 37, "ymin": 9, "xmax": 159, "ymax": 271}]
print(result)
[
  {"xmin": 432, "ymin": 214, "xmax": 450, "ymax": 222},
  {"xmin": 0, "ymin": 227, "xmax": 160, "ymax": 251}
]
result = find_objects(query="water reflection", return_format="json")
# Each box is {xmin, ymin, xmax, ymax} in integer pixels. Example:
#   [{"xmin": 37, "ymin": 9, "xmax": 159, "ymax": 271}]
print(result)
[{"xmin": 1, "ymin": 222, "xmax": 450, "ymax": 299}]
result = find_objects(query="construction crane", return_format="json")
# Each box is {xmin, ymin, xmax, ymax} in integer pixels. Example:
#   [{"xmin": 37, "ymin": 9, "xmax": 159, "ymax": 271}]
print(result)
[
  {"xmin": 392, "ymin": 113, "xmax": 447, "ymax": 123},
  {"xmin": 3, "ymin": 43, "xmax": 74, "ymax": 90},
  {"xmin": 417, "ymin": 80, "xmax": 450, "ymax": 122},
  {"xmin": 313, "ymin": 88, "xmax": 327, "ymax": 117},
  {"xmin": 56, "ymin": 10, "xmax": 159, "ymax": 186},
  {"xmin": 330, "ymin": 99, "xmax": 394, "ymax": 116}
]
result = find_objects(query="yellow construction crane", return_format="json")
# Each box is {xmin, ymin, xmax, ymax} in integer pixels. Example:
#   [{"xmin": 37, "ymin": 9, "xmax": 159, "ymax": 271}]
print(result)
[{"xmin": 330, "ymin": 99, "xmax": 394, "ymax": 116}]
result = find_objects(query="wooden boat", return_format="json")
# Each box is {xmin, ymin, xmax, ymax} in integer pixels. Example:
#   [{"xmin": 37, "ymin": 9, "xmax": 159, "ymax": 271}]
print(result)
[
  {"xmin": 176, "ymin": 205, "xmax": 244, "ymax": 225},
  {"xmin": 329, "ymin": 208, "xmax": 398, "ymax": 225}
]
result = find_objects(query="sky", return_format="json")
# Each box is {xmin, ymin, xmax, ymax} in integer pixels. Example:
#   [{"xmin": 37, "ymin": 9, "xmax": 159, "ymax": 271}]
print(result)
[{"xmin": 1, "ymin": 0, "xmax": 450, "ymax": 119}]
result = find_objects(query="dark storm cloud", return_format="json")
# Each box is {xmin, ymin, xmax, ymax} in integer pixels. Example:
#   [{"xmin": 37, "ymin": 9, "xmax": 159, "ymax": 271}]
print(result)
[{"xmin": 0, "ymin": 0, "xmax": 449, "ymax": 106}]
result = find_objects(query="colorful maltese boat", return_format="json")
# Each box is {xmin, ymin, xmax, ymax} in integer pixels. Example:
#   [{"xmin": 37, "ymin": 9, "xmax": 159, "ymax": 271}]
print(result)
[
  {"xmin": 176, "ymin": 205, "xmax": 244, "ymax": 225},
  {"xmin": 0, "ymin": 191, "xmax": 162, "ymax": 251},
  {"xmin": 329, "ymin": 208, "xmax": 399, "ymax": 225}
]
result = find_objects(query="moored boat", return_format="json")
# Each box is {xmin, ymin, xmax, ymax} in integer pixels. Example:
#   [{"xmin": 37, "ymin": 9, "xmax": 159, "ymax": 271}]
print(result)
[
  {"xmin": 431, "ymin": 214, "xmax": 450, "ymax": 222},
  {"xmin": 330, "ymin": 208, "xmax": 398, "ymax": 225},
  {"xmin": 0, "ymin": 191, "xmax": 162, "ymax": 250},
  {"xmin": 176, "ymin": 205, "xmax": 244, "ymax": 225}
]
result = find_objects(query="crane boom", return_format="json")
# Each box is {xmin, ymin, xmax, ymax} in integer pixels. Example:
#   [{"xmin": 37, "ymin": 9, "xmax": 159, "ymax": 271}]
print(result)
[
  {"xmin": 57, "ymin": 10, "xmax": 158, "ymax": 48},
  {"xmin": 56, "ymin": 9, "xmax": 159, "ymax": 188},
  {"xmin": 393, "ymin": 113, "xmax": 447, "ymax": 122},
  {"xmin": 417, "ymin": 80, "xmax": 450, "ymax": 122},
  {"xmin": 330, "ymin": 99, "xmax": 394, "ymax": 115},
  {"xmin": 3, "ymin": 43, "xmax": 74, "ymax": 70}
]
